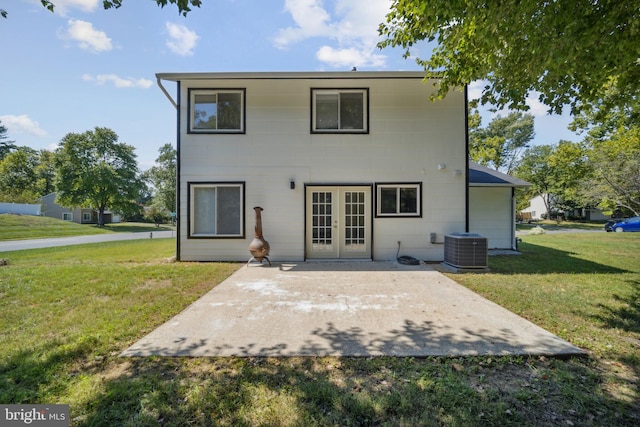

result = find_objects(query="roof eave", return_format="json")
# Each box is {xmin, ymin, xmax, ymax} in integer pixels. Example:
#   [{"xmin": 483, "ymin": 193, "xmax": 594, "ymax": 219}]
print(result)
[{"xmin": 155, "ymin": 70, "xmax": 443, "ymax": 81}]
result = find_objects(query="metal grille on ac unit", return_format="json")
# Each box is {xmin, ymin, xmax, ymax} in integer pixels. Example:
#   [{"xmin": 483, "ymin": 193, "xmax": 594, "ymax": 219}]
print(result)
[{"xmin": 444, "ymin": 233, "xmax": 488, "ymax": 269}]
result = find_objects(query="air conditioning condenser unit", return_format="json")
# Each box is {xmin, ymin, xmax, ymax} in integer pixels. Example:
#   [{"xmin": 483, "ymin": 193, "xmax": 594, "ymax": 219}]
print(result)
[{"xmin": 444, "ymin": 233, "xmax": 488, "ymax": 269}]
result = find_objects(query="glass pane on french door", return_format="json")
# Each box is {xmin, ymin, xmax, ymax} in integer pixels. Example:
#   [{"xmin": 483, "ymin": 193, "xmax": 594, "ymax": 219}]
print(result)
[
  {"xmin": 343, "ymin": 190, "xmax": 366, "ymax": 253},
  {"xmin": 306, "ymin": 186, "xmax": 371, "ymax": 259},
  {"xmin": 311, "ymin": 191, "xmax": 334, "ymax": 254}
]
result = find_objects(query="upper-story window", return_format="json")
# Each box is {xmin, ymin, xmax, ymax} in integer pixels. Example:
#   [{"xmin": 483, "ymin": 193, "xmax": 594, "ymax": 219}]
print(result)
[
  {"xmin": 189, "ymin": 89, "xmax": 245, "ymax": 133},
  {"xmin": 311, "ymin": 89, "xmax": 368, "ymax": 133}
]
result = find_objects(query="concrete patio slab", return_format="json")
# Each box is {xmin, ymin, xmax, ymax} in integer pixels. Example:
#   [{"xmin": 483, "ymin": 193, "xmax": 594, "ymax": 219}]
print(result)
[{"xmin": 121, "ymin": 262, "xmax": 586, "ymax": 358}]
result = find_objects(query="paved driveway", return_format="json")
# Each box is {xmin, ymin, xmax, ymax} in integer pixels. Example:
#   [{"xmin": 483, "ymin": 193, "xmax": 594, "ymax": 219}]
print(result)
[{"xmin": 122, "ymin": 261, "xmax": 585, "ymax": 358}]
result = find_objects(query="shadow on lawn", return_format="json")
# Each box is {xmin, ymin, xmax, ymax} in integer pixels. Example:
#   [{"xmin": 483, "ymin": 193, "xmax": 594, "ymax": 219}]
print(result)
[
  {"xmin": 78, "ymin": 345, "xmax": 638, "ymax": 426},
  {"xmin": 491, "ymin": 241, "xmax": 630, "ymax": 275},
  {"xmin": 1, "ymin": 326, "xmax": 637, "ymax": 425},
  {"xmin": 592, "ymin": 279, "xmax": 640, "ymax": 336}
]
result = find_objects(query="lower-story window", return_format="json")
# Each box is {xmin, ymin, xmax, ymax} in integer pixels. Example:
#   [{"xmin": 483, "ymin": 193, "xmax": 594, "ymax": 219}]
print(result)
[
  {"xmin": 189, "ymin": 182, "xmax": 245, "ymax": 238},
  {"xmin": 376, "ymin": 183, "xmax": 421, "ymax": 217}
]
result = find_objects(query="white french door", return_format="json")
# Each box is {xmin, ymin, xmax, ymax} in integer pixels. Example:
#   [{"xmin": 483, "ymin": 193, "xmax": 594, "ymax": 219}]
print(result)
[{"xmin": 305, "ymin": 186, "xmax": 371, "ymax": 259}]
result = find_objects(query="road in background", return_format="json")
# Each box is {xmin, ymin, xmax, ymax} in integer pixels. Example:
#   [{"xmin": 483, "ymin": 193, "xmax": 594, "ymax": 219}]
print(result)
[{"xmin": 0, "ymin": 231, "xmax": 175, "ymax": 252}]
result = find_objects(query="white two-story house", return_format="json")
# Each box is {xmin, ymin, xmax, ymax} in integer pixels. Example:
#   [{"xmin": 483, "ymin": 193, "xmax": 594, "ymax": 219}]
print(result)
[{"xmin": 157, "ymin": 71, "xmax": 470, "ymax": 262}]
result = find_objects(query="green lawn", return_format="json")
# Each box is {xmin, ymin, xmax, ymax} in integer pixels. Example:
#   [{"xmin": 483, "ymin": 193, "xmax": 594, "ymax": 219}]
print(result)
[
  {"xmin": 0, "ymin": 234, "xmax": 638, "ymax": 426},
  {"xmin": 0, "ymin": 213, "xmax": 174, "ymax": 241}
]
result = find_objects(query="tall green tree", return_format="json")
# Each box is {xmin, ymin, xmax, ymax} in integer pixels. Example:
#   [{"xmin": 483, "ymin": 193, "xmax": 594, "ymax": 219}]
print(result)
[
  {"xmin": 583, "ymin": 127, "xmax": 640, "ymax": 216},
  {"xmin": 514, "ymin": 145, "xmax": 556, "ymax": 220},
  {"xmin": 35, "ymin": 149, "xmax": 56, "ymax": 197},
  {"xmin": 379, "ymin": 0, "xmax": 640, "ymax": 114},
  {"xmin": 0, "ymin": 147, "xmax": 41, "ymax": 203},
  {"xmin": 547, "ymin": 141, "xmax": 590, "ymax": 213},
  {"xmin": 2, "ymin": 0, "xmax": 201, "ymax": 19},
  {"xmin": 516, "ymin": 141, "xmax": 590, "ymax": 219},
  {"xmin": 569, "ymin": 86, "xmax": 639, "ymax": 215},
  {"xmin": 0, "ymin": 120, "xmax": 17, "ymax": 161},
  {"xmin": 469, "ymin": 111, "xmax": 534, "ymax": 174},
  {"xmin": 144, "ymin": 143, "xmax": 177, "ymax": 214},
  {"xmin": 54, "ymin": 127, "xmax": 144, "ymax": 226}
]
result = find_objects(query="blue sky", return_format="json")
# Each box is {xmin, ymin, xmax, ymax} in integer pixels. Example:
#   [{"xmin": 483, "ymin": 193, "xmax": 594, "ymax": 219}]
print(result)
[{"xmin": 1, "ymin": 0, "xmax": 579, "ymax": 170}]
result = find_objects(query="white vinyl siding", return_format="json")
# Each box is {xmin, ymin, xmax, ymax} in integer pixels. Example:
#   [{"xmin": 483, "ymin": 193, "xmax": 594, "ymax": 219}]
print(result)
[{"xmin": 469, "ymin": 187, "xmax": 513, "ymax": 249}]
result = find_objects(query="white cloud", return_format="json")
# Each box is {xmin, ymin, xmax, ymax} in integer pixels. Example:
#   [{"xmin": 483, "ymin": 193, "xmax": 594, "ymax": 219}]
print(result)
[
  {"xmin": 82, "ymin": 74, "xmax": 153, "ymax": 89},
  {"xmin": 0, "ymin": 115, "xmax": 48, "ymax": 137},
  {"xmin": 274, "ymin": 0, "xmax": 391, "ymax": 68},
  {"xmin": 316, "ymin": 46, "xmax": 385, "ymax": 68},
  {"xmin": 273, "ymin": 0, "xmax": 333, "ymax": 47},
  {"xmin": 62, "ymin": 19, "xmax": 112, "ymax": 53},
  {"xmin": 467, "ymin": 81, "xmax": 485, "ymax": 102},
  {"xmin": 525, "ymin": 93, "xmax": 551, "ymax": 117},
  {"xmin": 165, "ymin": 22, "xmax": 199, "ymax": 56},
  {"xmin": 52, "ymin": 0, "xmax": 99, "ymax": 14}
]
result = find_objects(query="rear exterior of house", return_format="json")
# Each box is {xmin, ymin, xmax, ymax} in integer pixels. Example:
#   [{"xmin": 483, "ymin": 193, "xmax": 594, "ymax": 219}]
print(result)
[{"xmin": 158, "ymin": 71, "xmax": 468, "ymax": 262}]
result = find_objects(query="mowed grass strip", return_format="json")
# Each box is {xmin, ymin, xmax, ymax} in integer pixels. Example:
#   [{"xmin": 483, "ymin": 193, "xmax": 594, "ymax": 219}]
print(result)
[
  {"xmin": 0, "ymin": 234, "xmax": 638, "ymax": 426},
  {"xmin": 0, "ymin": 214, "xmax": 174, "ymax": 241},
  {"xmin": 452, "ymin": 233, "xmax": 640, "ymax": 361}
]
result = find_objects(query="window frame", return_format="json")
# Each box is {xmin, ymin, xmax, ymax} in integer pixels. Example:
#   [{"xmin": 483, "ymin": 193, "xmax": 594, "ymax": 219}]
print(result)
[
  {"xmin": 310, "ymin": 88, "xmax": 369, "ymax": 134},
  {"xmin": 62, "ymin": 212, "xmax": 73, "ymax": 222},
  {"xmin": 188, "ymin": 88, "xmax": 246, "ymax": 134},
  {"xmin": 187, "ymin": 181, "xmax": 246, "ymax": 239},
  {"xmin": 375, "ymin": 183, "xmax": 422, "ymax": 218}
]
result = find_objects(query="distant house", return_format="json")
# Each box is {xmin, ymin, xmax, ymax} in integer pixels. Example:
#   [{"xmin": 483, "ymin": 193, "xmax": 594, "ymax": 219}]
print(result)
[
  {"xmin": 522, "ymin": 194, "xmax": 611, "ymax": 221},
  {"xmin": 468, "ymin": 161, "xmax": 530, "ymax": 249},
  {"xmin": 0, "ymin": 202, "xmax": 41, "ymax": 216},
  {"xmin": 523, "ymin": 194, "xmax": 550, "ymax": 221},
  {"xmin": 40, "ymin": 193, "xmax": 120, "ymax": 224}
]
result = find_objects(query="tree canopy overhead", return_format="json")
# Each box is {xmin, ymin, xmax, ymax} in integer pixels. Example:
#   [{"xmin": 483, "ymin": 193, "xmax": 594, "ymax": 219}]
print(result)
[
  {"xmin": 379, "ymin": 0, "xmax": 640, "ymax": 115},
  {"xmin": 1, "ymin": 0, "xmax": 201, "ymax": 19}
]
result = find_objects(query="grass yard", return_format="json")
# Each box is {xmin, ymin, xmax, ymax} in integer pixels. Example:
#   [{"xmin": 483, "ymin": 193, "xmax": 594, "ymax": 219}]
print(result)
[
  {"xmin": 0, "ymin": 234, "xmax": 638, "ymax": 426},
  {"xmin": 0, "ymin": 214, "xmax": 174, "ymax": 241}
]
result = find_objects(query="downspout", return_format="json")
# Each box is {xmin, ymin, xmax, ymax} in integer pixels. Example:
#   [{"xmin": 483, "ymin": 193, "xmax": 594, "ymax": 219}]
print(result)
[
  {"xmin": 512, "ymin": 187, "xmax": 517, "ymax": 250},
  {"xmin": 156, "ymin": 77, "xmax": 180, "ymax": 260},
  {"xmin": 157, "ymin": 77, "xmax": 177, "ymax": 109},
  {"xmin": 464, "ymin": 85, "xmax": 470, "ymax": 232}
]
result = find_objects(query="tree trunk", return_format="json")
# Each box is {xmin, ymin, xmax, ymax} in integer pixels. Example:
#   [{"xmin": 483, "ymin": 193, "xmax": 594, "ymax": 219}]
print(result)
[{"xmin": 98, "ymin": 206, "xmax": 105, "ymax": 227}]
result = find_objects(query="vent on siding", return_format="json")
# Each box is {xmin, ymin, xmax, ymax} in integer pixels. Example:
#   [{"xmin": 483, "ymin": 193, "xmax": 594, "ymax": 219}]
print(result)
[{"xmin": 444, "ymin": 233, "xmax": 488, "ymax": 269}]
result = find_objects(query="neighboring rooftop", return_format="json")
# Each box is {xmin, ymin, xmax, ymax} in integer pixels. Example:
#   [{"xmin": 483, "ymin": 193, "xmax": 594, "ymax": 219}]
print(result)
[{"xmin": 469, "ymin": 161, "xmax": 530, "ymax": 187}]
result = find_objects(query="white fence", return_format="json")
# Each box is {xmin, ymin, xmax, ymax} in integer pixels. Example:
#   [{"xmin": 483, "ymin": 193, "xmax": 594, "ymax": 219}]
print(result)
[{"xmin": 0, "ymin": 202, "xmax": 41, "ymax": 216}]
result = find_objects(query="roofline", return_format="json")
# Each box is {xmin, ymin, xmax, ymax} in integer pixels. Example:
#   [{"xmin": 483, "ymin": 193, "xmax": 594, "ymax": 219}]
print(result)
[
  {"xmin": 155, "ymin": 70, "xmax": 441, "ymax": 82},
  {"xmin": 469, "ymin": 182, "xmax": 530, "ymax": 188},
  {"xmin": 468, "ymin": 160, "xmax": 531, "ymax": 187}
]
